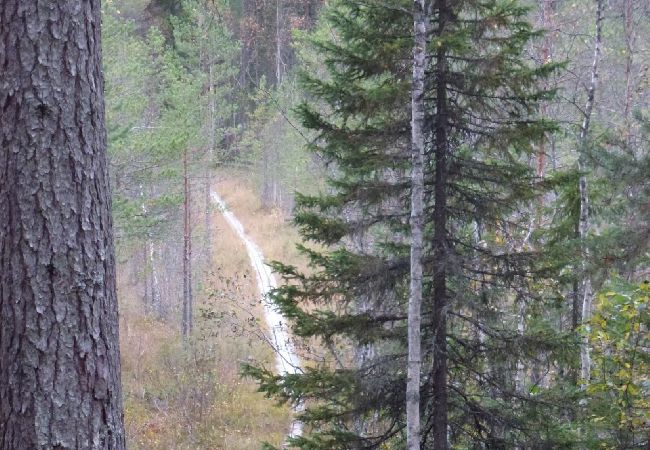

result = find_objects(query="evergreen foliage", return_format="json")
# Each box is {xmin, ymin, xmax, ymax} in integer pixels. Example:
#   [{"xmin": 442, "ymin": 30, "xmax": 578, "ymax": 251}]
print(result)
[
  {"xmin": 98, "ymin": 0, "xmax": 649, "ymax": 447},
  {"xmin": 242, "ymin": 0, "xmax": 585, "ymax": 448}
]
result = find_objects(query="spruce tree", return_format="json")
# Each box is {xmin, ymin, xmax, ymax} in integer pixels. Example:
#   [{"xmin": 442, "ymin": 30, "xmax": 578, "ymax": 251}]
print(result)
[{"xmin": 244, "ymin": 0, "xmax": 574, "ymax": 448}]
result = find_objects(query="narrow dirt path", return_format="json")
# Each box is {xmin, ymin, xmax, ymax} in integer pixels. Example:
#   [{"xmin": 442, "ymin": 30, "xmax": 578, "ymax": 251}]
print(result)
[{"xmin": 210, "ymin": 191, "xmax": 303, "ymax": 440}]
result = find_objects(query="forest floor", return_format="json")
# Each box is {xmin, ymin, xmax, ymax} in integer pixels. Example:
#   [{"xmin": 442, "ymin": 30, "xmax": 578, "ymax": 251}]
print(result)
[
  {"xmin": 211, "ymin": 170, "xmax": 309, "ymax": 273},
  {"xmin": 117, "ymin": 169, "xmax": 303, "ymax": 449}
]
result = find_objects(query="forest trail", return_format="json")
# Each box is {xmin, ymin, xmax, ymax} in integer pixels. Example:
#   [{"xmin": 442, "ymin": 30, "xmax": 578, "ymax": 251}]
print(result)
[{"xmin": 210, "ymin": 190, "xmax": 303, "ymax": 440}]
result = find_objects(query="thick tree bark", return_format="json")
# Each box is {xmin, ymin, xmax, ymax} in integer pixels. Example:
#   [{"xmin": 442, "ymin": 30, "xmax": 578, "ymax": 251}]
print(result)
[
  {"xmin": 0, "ymin": 1, "xmax": 125, "ymax": 448},
  {"xmin": 406, "ymin": 0, "xmax": 428, "ymax": 447},
  {"xmin": 578, "ymin": 0, "xmax": 603, "ymax": 384}
]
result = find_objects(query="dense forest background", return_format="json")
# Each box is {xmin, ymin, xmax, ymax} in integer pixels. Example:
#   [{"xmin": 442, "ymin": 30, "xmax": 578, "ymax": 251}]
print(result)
[{"xmin": 103, "ymin": 0, "xmax": 648, "ymax": 448}]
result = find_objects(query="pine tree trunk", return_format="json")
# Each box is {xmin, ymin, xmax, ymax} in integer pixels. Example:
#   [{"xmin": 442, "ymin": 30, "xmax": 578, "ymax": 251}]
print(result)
[
  {"xmin": 143, "ymin": 241, "xmax": 152, "ymax": 307},
  {"xmin": 432, "ymin": 1, "xmax": 449, "ymax": 448},
  {"xmin": 204, "ymin": 55, "xmax": 216, "ymax": 262},
  {"xmin": 407, "ymin": 0, "xmax": 428, "ymax": 446},
  {"xmin": 578, "ymin": 0, "xmax": 603, "ymax": 384},
  {"xmin": 0, "ymin": 1, "xmax": 125, "ymax": 447},
  {"xmin": 150, "ymin": 241, "xmax": 160, "ymax": 313},
  {"xmin": 188, "ymin": 190, "xmax": 193, "ymax": 335},
  {"xmin": 183, "ymin": 148, "xmax": 190, "ymax": 338},
  {"xmin": 140, "ymin": 185, "xmax": 151, "ymax": 308}
]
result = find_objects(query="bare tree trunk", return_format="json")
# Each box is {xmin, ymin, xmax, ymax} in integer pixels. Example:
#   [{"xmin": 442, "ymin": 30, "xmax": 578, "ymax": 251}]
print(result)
[
  {"xmin": 150, "ymin": 242, "xmax": 160, "ymax": 313},
  {"xmin": 514, "ymin": 293, "xmax": 526, "ymax": 395},
  {"xmin": 406, "ymin": 0, "xmax": 428, "ymax": 446},
  {"xmin": 188, "ymin": 189, "xmax": 193, "ymax": 335},
  {"xmin": 623, "ymin": 0, "xmax": 634, "ymax": 143},
  {"xmin": 0, "ymin": 1, "xmax": 125, "ymax": 447},
  {"xmin": 578, "ymin": 0, "xmax": 604, "ymax": 384},
  {"xmin": 143, "ymin": 241, "xmax": 151, "ymax": 307},
  {"xmin": 537, "ymin": 0, "xmax": 554, "ymax": 179},
  {"xmin": 204, "ymin": 55, "xmax": 216, "ymax": 262},
  {"xmin": 140, "ymin": 185, "xmax": 160, "ymax": 313},
  {"xmin": 140, "ymin": 185, "xmax": 151, "ymax": 308},
  {"xmin": 276, "ymin": 0, "xmax": 283, "ymax": 85},
  {"xmin": 183, "ymin": 148, "xmax": 191, "ymax": 338},
  {"xmin": 432, "ymin": 2, "xmax": 450, "ymax": 448},
  {"xmin": 204, "ymin": 165, "xmax": 212, "ymax": 262}
]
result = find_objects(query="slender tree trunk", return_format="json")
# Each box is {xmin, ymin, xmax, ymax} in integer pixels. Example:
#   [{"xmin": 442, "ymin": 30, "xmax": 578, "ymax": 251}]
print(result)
[
  {"xmin": 188, "ymin": 189, "xmax": 193, "ymax": 335},
  {"xmin": 0, "ymin": 1, "xmax": 125, "ymax": 447},
  {"xmin": 406, "ymin": 0, "xmax": 428, "ymax": 446},
  {"xmin": 183, "ymin": 148, "xmax": 191, "ymax": 338},
  {"xmin": 623, "ymin": 0, "xmax": 634, "ymax": 144},
  {"xmin": 204, "ymin": 165, "xmax": 212, "ymax": 260},
  {"xmin": 537, "ymin": 0, "xmax": 554, "ymax": 179},
  {"xmin": 143, "ymin": 241, "xmax": 151, "ymax": 307},
  {"xmin": 140, "ymin": 185, "xmax": 160, "ymax": 313},
  {"xmin": 578, "ymin": 0, "xmax": 604, "ymax": 383},
  {"xmin": 276, "ymin": 0, "xmax": 283, "ymax": 85},
  {"xmin": 514, "ymin": 293, "xmax": 526, "ymax": 394},
  {"xmin": 140, "ymin": 185, "xmax": 151, "ymax": 308},
  {"xmin": 148, "ymin": 190, "xmax": 161, "ymax": 313},
  {"xmin": 432, "ymin": 1, "xmax": 450, "ymax": 448},
  {"xmin": 205, "ymin": 64, "xmax": 216, "ymax": 261},
  {"xmin": 150, "ymin": 242, "xmax": 160, "ymax": 313}
]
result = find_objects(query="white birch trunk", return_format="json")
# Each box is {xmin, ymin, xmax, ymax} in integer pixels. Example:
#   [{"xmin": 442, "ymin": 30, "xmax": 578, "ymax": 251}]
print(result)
[
  {"xmin": 276, "ymin": 0, "xmax": 283, "ymax": 85},
  {"xmin": 578, "ymin": 0, "xmax": 604, "ymax": 383},
  {"xmin": 407, "ymin": 0, "xmax": 428, "ymax": 448}
]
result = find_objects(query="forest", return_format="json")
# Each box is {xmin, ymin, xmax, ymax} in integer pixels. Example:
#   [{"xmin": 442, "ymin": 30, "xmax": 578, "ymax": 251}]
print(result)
[{"xmin": 0, "ymin": 0, "xmax": 648, "ymax": 448}]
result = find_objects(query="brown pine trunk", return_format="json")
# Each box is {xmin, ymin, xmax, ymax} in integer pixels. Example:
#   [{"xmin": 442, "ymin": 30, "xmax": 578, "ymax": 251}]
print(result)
[{"xmin": 0, "ymin": 1, "xmax": 125, "ymax": 448}]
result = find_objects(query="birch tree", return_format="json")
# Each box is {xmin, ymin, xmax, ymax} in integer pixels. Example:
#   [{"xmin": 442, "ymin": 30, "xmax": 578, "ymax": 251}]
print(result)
[
  {"xmin": 245, "ymin": 0, "xmax": 563, "ymax": 447},
  {"xmin": 578, "ymin": 0, "xmax": 604, "ymax": 384},
  {"xmin": 407, "ymin": 0, "xmax": 428, "ymax": 446}
]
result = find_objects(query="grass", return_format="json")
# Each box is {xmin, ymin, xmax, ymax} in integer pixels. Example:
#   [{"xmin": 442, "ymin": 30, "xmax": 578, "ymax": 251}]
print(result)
[
  {"xmin": 213, "ymin": 169, "xmax": 311, "ymax": 274},
  {"xmin": 117, "ymin": 175, "xmax": 300, "ymax": 449},
  {"xmin": 212, "ymin": 168, "xmax": 332, "ymax": 369}
]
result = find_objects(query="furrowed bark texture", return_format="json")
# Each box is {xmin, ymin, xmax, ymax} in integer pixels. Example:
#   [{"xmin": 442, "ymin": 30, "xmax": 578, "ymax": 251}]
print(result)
[
  {"xmin": 406, "ymin": 0, "xmax": 427, "ymax": 447},
  {"xmin": 0, "ymin": 1, "xmax": 125, "ymax": 448}
]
